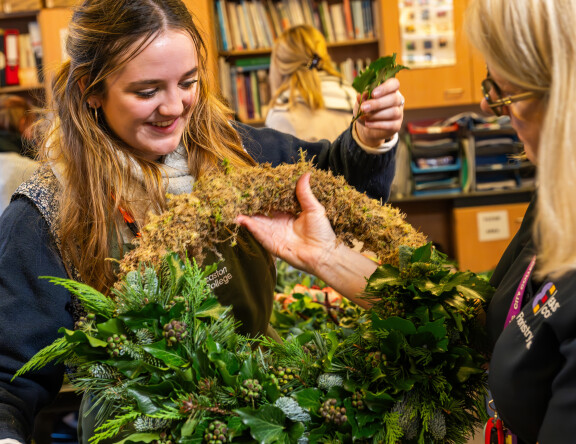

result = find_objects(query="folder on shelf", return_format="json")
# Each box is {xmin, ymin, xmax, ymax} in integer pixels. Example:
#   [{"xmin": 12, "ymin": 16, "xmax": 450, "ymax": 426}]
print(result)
[
  {"xmin": 4, "ymin": 29, "xmax": 20, "ymax": 86},
  {"xmin": 406, "ymin": 119, "xmax": 463, "ymax": 195}
]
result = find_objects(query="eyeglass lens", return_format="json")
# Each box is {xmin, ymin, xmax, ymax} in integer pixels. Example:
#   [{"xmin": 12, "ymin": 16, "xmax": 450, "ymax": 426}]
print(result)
[{"xmin": 482, "ymin": 78, "xmax": 503, "ymax": 116}]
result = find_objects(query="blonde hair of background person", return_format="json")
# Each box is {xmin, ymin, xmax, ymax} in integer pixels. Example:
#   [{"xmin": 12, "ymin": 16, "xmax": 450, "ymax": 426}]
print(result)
[
  {"xmin": 466, "ymin": 0, "xmax": 564, "ymax": 280},
  {"xmin": 0, "ymin": 95, "xmax": 38, "ymax": 151},
  {"xmin": 266, "ymin": 24, "xmax": 361, "ymax": 141},
  {"xmin": 268, "ymin": 24, "xmax": 343, "ymax": 110}
]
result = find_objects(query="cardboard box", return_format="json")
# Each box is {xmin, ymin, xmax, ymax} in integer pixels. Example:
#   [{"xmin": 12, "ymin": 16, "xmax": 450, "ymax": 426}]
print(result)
[
  {"xmin": 2, "ymin": 0, "xmax": 42, "ymax": 13},
  {"xmin": 44, "ymin": 0, "xmax": 78, "ymax": 7}
]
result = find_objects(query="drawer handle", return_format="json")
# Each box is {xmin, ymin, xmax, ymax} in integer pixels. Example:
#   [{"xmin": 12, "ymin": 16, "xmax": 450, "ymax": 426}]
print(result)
[{"xmin": 444, "ymin": 88, "xmax": 465, "ymax": 97}]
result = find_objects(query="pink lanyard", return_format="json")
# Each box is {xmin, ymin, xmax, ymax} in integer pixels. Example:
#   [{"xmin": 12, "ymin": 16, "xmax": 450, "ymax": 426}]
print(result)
[
  {"xmin": 488, "ymin": 255, "xmax": 536, "ymax": 444},
  {"xmin": 504, "ymin": 255, "xmax": 537, "ymax": 328}
]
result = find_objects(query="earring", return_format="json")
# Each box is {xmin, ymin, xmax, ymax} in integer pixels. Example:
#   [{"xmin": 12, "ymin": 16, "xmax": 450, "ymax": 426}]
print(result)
[{"xmin": 87, "ymin": 101, "xmax": 99, "ymax": 121}]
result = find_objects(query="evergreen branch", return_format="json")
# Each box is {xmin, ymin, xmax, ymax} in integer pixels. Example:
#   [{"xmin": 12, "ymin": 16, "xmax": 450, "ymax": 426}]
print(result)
[
  {"xmin": 12, "ymin": 337, "xmax": 72, "ymax": 380},
  {"xmin": 90, "ymin": 409, "xmax": 140, "ymax": 444},
  {"xmin": 41, "ymin": 276, "xmax": 115, "ymax": 318}
]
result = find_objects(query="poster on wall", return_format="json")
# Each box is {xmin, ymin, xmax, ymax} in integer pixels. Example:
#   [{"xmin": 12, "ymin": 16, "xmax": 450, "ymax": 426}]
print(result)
[{"xmin": 398, "ymin": 0, "xmax": 456, "ymax": 68}]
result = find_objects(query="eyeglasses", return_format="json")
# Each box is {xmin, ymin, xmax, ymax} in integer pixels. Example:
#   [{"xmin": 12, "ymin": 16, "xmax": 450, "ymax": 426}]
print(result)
[{"xmin": 481, "ymin": 77, "xmax": 536, "ymax": 116}]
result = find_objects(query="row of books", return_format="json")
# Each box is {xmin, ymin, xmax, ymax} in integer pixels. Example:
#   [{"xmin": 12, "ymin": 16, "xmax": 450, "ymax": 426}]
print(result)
[
  {"xmin": 214, "ymin": 0, "xmax": 376, "ymax": 52},
  {"xmin": 0, "ymin": 23, "xmax": 43, "ymax": 88},
  {"xmin": 403, "ymin": 115, "xmax": 536, "ymax": 196},
  {"xmin": 218, "ymin": 56, "xmax": 370, "ymax": 122},
  {"xmin": 219, "ymin": 57, "xmax": 272, "ymax": 122}
]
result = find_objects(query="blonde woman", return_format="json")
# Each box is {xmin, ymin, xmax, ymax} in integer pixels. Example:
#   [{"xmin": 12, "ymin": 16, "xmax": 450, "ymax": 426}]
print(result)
[
  {"xmin": 266, "ymin": 25, "xmax": 376, "ymax": 143},
  {"xmin": 0, "ymin": 0, "xmax": 404, "ymax": 442},
  {"xmin": 240, "ymin": 0, "xmax": 576, "ymax": 442}
]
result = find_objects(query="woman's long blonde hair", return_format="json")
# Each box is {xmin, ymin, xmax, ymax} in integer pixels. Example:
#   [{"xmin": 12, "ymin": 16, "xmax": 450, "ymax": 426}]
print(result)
[
  {"xmin": 466, "ymin": 0, "xmax": 576, "ymax": 279},
  {"xmin": 269, "ymin": 24, "xmax": 342, "ymax": 110},
  {"xmin": 38, "ymin": 0, "xmax": 255, "ymax": 293}
]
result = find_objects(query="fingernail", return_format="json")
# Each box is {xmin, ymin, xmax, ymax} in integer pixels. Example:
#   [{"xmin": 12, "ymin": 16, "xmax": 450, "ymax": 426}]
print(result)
[{"xmin": 361, "ymin": 103, "xmax": 371, "ymax": 113}]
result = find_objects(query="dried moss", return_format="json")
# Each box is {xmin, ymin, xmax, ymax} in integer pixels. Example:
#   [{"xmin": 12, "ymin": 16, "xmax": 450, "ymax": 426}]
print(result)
[{"xmin": 118, "ymin": 158, "xmax": 428, "ymax": 279}]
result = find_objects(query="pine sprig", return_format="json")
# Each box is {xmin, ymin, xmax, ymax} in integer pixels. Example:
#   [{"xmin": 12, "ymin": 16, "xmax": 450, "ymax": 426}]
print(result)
[
  {"xmin": 91, "ymin": 409, "xmax": 141, "ymax": 443},
  {"xmin": 41, "ymin": 276, "xmax": 116, "ymax": 318},
  {"xmin": 12, "ymin": 336, "xmax": 71, "ymax": 379}
]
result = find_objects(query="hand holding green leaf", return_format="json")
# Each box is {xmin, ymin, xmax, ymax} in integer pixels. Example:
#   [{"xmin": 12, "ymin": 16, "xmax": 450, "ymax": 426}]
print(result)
[{"xmin": 352, "ymin": 53, "xmax": 409, "ymax": 123}]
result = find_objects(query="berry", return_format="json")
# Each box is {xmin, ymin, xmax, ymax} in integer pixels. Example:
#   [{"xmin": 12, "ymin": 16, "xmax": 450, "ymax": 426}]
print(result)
[
  {"xmin": 318, "ymin": 398, "xmax": 347, "ymax": 426},
  {"xmin": 240, "ymin": 378, "xmax": 263, "ymax": 404},
  {"xmin": 203, "ymin": 419, "xmax": 228, "ymax": 443},
  {"xmin": 162, "ymin": 319, "xmax": 188, "ymax": 346},
  {"xmin": 106, "ymin": 333, "xmax": 128, "ymax": 357},
  {"xmin": 351, "ymin": 391, "xmax": 365, "ymax": 410}
]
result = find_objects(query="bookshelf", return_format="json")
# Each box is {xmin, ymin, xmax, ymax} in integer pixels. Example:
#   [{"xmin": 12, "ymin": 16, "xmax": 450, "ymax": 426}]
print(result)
[
  {"xmin": 212, "ymin": 0, "xmax": 381, "ymax": 125},
  {"xmin": 0, "ymin": 7, "xmax": 72, "ymax": 105}
]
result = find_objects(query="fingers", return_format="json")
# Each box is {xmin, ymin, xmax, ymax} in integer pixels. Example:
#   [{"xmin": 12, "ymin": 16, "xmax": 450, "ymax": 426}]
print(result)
[
  {"xmin": 358, "ymin": 79, "xmax": 403, "ymax": 128},
  {"xmin": 371, "ymin": 77, "xmax": 400, "ymax": 99}
]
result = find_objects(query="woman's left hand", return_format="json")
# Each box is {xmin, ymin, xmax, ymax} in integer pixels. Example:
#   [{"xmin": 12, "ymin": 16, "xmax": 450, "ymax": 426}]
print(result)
[
  {"xmin": 354, "ymin": 77, "xmax": 404, "ymax": 146},
  {"xmin": 235, "ymin": 172, "xmax": 337, "ymax": 277}
]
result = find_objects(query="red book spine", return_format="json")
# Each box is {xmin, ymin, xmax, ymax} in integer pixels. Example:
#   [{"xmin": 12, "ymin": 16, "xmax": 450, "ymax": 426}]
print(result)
[{"xmin": 4, "ymin": 29, "xmax": 20, "ymax": 86}]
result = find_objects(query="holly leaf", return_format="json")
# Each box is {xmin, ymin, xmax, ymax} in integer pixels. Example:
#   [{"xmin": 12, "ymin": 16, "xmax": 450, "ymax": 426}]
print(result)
[
  {"xmin": 235, "ymin": 405, "xmax": 296, "ymax": 443},
  {"xmin": 292, "ymin": 388, "xmax": 322, "ymax": 410},
  {"xmin": 142, "ymin": 339, "xmax": 189, "ymax": 368}
]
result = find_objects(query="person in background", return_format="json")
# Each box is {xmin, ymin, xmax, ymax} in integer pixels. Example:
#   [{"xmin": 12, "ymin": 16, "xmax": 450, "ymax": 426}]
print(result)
[
  {"xmin": 265, "ymin": 24, "xmax": 375, "ymax": 142},
  {"xmin": 0, "ymin": 95, "xmax": 38, "ymax": 214},
  {"xmin": 0, "ymin": 95, "xmax": 37, "ymax": 156},
  {"xmin": 239, "ymin": 0, "xmax": 576, "ymax": 442},
  {"xmin": 0, "ymin": 0, "xmax": 404, "ymax": 443}
]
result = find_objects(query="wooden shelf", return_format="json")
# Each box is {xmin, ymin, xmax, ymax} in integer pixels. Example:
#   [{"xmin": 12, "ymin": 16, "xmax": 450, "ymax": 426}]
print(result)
[
  {"xmin": 0, "ymin": 10, "xmax": 40, "ymax": 19},
  {"xmin": 219, "ymin": 38, "xmax": 379, "ymax": 57},
  {"xmin": 0, "ymin": 84, "xmax": 44, "ymax": 93},
  {"xmin": 390, "ymin": 186, "xmax": 535, "ymax": 205}
]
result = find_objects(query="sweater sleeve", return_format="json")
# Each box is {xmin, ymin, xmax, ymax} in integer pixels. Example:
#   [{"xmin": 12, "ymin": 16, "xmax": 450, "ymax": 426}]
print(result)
[
  {"xmin": 234, "ymin": 122, "xmax": 397, "ymax": 201},
  {"xmin": 0, "ymin": 198, "xmax": 73, "ymax": 443}
]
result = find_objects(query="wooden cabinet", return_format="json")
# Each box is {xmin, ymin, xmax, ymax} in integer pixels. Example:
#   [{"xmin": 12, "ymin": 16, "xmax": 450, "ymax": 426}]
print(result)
[
  {"xmin": 453, "ymin": 201, "xmax": 529, "ymax": 273},
  {"xmin": 379, "ymin": 0, "xmax": 483, "ymax": 110},
  {"xmin": 36, "ymin": 7, "xmax": 73, "ymax": 100},
  {"xmin": 183, "ymin": 0, "xmax": 219, "ymax": 82},
  {"xmin": 392, "ymin": 191, "xmax": 532, "ymax": 273}
]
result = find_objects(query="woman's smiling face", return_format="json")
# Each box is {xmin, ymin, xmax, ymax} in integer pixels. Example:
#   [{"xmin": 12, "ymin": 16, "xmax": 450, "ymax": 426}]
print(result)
[{"xmin": 94, "ymin": 30, "xmax": 199, "ymax": 161}]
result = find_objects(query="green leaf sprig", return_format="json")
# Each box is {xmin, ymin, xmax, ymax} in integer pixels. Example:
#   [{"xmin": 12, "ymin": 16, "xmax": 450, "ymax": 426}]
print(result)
[{"xmin": 352, "ymin": 53, "xmax": 409, "ymax": 123}]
